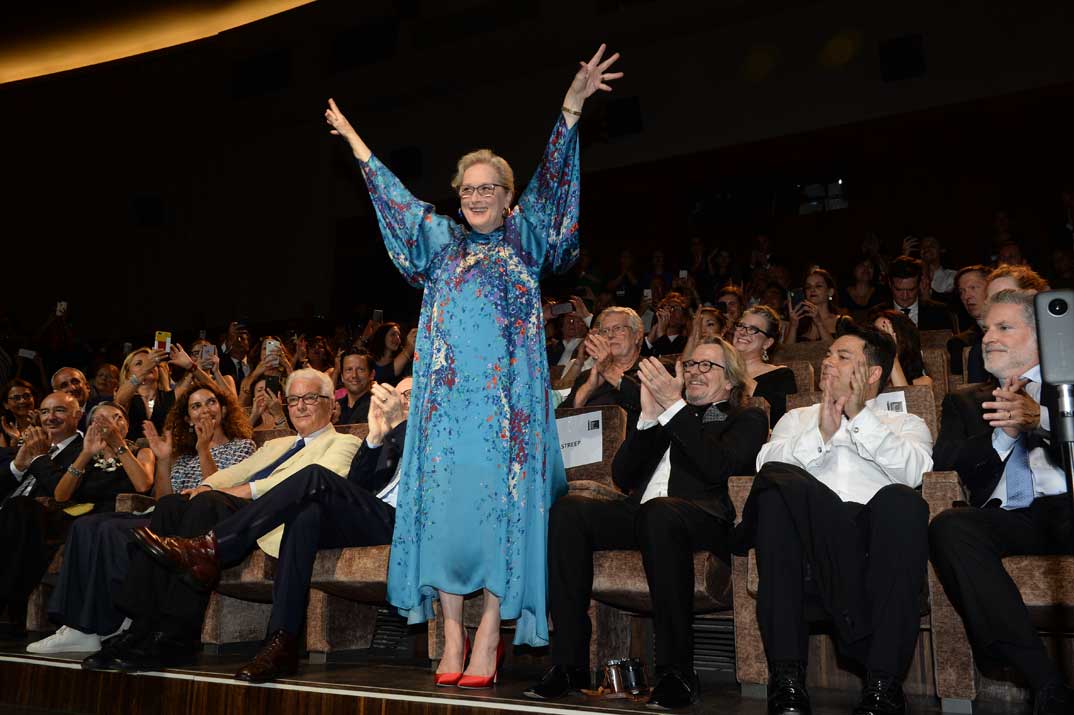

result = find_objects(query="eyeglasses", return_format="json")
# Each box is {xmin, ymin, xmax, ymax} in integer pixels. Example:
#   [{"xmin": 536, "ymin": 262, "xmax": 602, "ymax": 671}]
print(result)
[
  {"xmin": 458, "ymin": 183, "xmax": 505, "ymax": 199},
  {"xmin": 734, "ymin": 322, "xmax": 771, "ymax": 338},
  {"xmin": 400, "ymin": 390, "xmax": 412, "ymax": 401},
  {"xmin": 7, "ymin": 392, "xmax": 33, "ymax": 402},
  {"xmin": 597, "ymin": 324, "xmax": 632, "ymax": 337},
  {"xmin": 285, "ymin": 393, "xmax": 332, "ymax": 407},
  {"xmin": 682, "ymin": 360, "xmax": 724, "ymax": 374}
]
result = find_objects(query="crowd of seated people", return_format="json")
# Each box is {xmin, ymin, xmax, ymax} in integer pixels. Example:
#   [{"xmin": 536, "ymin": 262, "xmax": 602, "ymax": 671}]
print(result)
[{"xmin": 0, "ymin": 222, "xmax": 1071, "ymax": 714}]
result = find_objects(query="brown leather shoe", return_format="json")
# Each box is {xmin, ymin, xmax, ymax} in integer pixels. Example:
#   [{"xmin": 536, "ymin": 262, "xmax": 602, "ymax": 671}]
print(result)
[
  {"xmin": 131, "ymin": 526, "xmax": 220, "ymax": 591},
  {"xmin": 235, "ymin": 630, "xmax": 299, "ymax": 683}
]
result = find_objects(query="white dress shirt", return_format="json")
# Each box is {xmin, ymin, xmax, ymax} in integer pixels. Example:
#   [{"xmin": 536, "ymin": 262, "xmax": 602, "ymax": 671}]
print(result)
[
  {"xmin": 757, "ymin": 399, "xmax": 934, "ymax": 504},
  {"xmin": 898, "ymin": 300, "xmax": 920, "ymax": 326},
  {"xmin": 987, "ymin": 365, "xmax": 1066, "ymax": 506},
  {"xmin": 637, "ymin": 399, "xmax": 690, "ymax": 503},
  {"xmin": 364, "ymin": 429, "xmax": 403, "ymax": 508},
  {"xmin": 931, "ymin": 267, "xmax": 957, "ymax": 295},
  {"xmin": 557, "ymin": 338, "xmax": 584, "ymax": 366}
]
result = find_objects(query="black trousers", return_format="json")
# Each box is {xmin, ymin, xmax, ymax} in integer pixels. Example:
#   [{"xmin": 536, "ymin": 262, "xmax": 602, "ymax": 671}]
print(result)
[
  {"xmin": 114, "ymin": 491, "xmax": 247, "ymax": 641},
  {"xmin": 929, "ymin": 495, "xmax": 1074, "ymax": 690},
  {"xmin": 753, "ymin": 467, "xmax": 928, "ymax": 678},
  {"xmin": 213, "ymin": 465, "xmax": 395, "ymax": 635},
  {"xmin": 547, "ymin": 493, "xmax": 731, "ymax": 672}
]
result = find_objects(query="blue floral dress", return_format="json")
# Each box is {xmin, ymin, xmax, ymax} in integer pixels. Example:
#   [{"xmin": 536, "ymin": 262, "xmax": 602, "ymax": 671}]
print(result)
[{"xmin": 359, "ymin": 116, "xmax": 578, "ymax": 646}]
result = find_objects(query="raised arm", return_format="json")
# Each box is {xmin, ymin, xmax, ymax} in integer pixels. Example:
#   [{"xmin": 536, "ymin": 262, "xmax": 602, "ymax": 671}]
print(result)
[
  {"xmin": 560, "ymin": 43, "xmax": 623, "ymax": 129},
  {"xmin": 326, "ymin": 98, "xmax": 459, "ymax": 286}
]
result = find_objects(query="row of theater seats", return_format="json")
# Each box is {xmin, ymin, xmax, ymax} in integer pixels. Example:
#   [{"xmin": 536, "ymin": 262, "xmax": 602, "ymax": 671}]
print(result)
[{"xmin": 25, "ymin": 380, "xmax": 1071, "ymax": 711}]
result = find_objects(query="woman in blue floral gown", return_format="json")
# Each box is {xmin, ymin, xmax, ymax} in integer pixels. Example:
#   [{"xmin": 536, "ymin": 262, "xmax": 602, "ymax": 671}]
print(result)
[{"xmin": 325, "ymin": 45, "xmax": 622, "ymax": 685}]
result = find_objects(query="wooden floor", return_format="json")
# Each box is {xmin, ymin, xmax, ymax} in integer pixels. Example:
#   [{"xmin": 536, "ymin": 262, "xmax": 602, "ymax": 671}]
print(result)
[{"xmin": 0, "ymin": 633, "xmax": 1032, "ymax": 715}]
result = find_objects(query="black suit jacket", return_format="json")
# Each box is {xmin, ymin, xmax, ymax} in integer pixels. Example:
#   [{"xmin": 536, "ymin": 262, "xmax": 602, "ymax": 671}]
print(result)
[
  {"xmin": 25, "ymin": 436, "xmax": 84, "ymax": 498},
  {"xmin": 347, "ymin": 421, "xmax": 407, "ymax": 495},
  {"xmin": 611, "ymin": 402, "xmax": 769, "ymax": 522},
  {"xmin": 883, "ymin": 298, "xmax": 953, "ymax": 331},
  {"xmin": 934, "ymin": 382, "xmax": 1062, "ymax": 507},
  {"xmin": 563, "ymin": 359, "xmax": 674, "ymax": 431},
  {"xmin": 642, "ymin": 334, "xmax": 687, "ymax": 358}
]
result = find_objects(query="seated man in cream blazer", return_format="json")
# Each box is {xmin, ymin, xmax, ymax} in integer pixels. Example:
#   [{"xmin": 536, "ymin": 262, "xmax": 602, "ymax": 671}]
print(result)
[{"xmin": 84, "ymin": 368, "xmax": 360, "ymax": 673}]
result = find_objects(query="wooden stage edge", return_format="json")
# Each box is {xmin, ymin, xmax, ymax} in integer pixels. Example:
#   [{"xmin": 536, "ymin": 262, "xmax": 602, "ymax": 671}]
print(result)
[{"xmin": 0, "ymin": 650, "xmax": 698, "ymax": 715}]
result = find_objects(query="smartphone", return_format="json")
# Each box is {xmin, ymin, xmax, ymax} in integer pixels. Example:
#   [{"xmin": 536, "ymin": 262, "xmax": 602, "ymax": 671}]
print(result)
[
  {"xmin": 264, "ymin": 375, "xmax": 282, "ymax": 396},
  {"xmin": 198, "ymin": 329, "xmax": 207, "ymax": 340},
  {"xmin": 154, "ymin": 330, "xmax": 172, "ymax": 352},
  {"xmin": 550, "ymin": 302, "xmax": 574, "ymax": 317},
  {"xmin": 55, "ymin": 301, "xmax": 68, "ymax": 317},
  {"xmin": 199, "ymin": 344, "xmax": 216, "ymax": 369},
  {"xmin": 787, "ymin": 289, "xmax": 806, "ymax": 309},
  {"xmin": 264, "ymin": 339, "xmax": 281, "ymax": 367},
  {"xmin": 16, "ymin": 348, "xmax": 37, "ymax": 360},
  {"xmin": 122, "ymin": 342, "xmax": 133, "ymax": 355},
  {"xmin": 372, "ymin": 309, "xmax": 384, "ymax": 323},
  {"xmin": 678, "ymin": 270, "xmax": 689, "ymax": 279},
  {"xmin": 642, "ymin": 288, "xmax": 653, "ymax": 301}
]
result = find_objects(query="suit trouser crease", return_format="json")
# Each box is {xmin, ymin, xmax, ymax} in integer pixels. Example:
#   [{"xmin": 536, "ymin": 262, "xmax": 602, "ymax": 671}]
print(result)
[
  {"xmin": 752, "ymin": 464, "xmax": 928, "ymax": 677},
  {"xmin": 547, "ymin": 493, "xmax": 729, "ymax": 671},
  {"xmin": 212, "ymin": 466, "xmax": 395, "ymax": 636}
]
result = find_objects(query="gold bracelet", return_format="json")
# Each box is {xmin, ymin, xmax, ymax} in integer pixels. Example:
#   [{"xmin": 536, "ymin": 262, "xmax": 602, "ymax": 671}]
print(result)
[{"xmin": 561, "ymin": 105, "xmax": 582, "ymax": 117}]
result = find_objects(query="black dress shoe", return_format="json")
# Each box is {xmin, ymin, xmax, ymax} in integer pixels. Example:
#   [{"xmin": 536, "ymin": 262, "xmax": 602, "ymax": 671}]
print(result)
[
  {"xmin": 853, "ymin": 676, "xmax": 906, "ymax": 715},
  {"xmin": 768, "ymin": 662, "xmax": 810, "ymax": 715},
  {"xmin": 1033, "ymin": 681, "xmax": 1074, "ymax": 715},
  {"xmin": 112, "ymin": 632, "xmax": 199, "ymax": 672},
  {"xmin": 81, "ymin": 630, "xmax": 145, "ymax": 671},
  {"xmin": 235, "ymin": 630, "xmax": 299, "ymax": 683},
  {"xmin": 646, "ymin": 668, "xmax": 701, "ymax": 710},
  {"xmin": 523, "ymin": 664, "xmax": 590, "ymax": 700}
]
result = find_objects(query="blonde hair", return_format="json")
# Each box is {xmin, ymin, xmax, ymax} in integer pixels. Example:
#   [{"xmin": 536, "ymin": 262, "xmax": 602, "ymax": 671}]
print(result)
[
  {"xmin": 120, "ymin": 347, "xmax": 171, "ymax": 388},
  {"xmin": 697, "ymin": 336, "xmax": 749, "ymax": 406},
  {"xmin": 450, "ymin": 149, "xmax": 515, "ymax": 197}
]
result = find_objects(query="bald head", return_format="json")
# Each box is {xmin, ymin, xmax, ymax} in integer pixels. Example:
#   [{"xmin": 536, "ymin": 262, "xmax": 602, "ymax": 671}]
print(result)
[{"xmin": 39, "ymin": 391, "xmax": 82, "ymax": 442}]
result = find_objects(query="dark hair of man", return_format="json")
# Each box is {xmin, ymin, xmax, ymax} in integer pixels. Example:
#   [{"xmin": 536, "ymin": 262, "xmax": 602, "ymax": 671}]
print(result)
[
  {"xmin": 341, "ymin": 347, "xmax": 375, "ymax": 372},
  {"xmin": 835, "ymin": 320, "xmax": 897, "ymax": 390},
  {"xmin": 888, "ymin": 256, "xmax": 924, "ymax": 281},
  {"xmin": 954, "ymin": 264, "xmax": 991, "ymax": 289}
]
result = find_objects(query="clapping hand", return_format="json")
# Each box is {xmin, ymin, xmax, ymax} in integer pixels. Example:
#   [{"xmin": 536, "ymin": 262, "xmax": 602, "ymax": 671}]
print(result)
[
  {"xmin": 371, "ymin": 383, "xmax": 405, "ymax": 428},
  {"xmin": 367, "ymin": 399, "xmax": 389, "ymax": 445},
  {"xmin": 844, "ymin": 359, "xmax": 870, "ymax": 419},
  {"xmin": 983, "ymin": 376, "xmax": 1040, "ymax": 438},
  {"xmin": 1, "ymin": 416, "xmax": 21, "ymax": 445},
  {"xmin": 143, "ymin": 422, "xmax": 173, "ymax": 460},
  {"xmin": 83, "ymin": 423, "xmax": 107, "ymax": 456},
  {"xmin": 192, "ymin": 412, "xmax": 217, "ymax": 451},
  {"xmin": 818, "ymin": 383, "xmax": 848, "ymax": 444},
  {"xmin": 637, "ymin": 357, "xmax": 683, "ymax": 410}
]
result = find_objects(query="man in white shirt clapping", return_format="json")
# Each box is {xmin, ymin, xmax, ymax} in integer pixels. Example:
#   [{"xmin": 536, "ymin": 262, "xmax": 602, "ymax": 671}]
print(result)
[{"xmin": 738, "ymin": 322, "xmax": 933, "ymax": 715}]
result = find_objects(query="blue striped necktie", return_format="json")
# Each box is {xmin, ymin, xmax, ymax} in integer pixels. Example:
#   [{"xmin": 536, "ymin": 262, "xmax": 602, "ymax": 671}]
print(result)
[
  {"xmin": 249, "ymin": 438, "xmax": 306, "ymax": 483},
  {"xmin": 1003, "ymin": 435, "xmax": 1034, "ymax": 510}
]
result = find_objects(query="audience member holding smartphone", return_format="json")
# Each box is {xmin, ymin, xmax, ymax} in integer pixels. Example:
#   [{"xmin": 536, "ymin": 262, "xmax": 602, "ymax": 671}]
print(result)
[
  {"xmin": 367, "ymin": 322, "xmax": 416, "ymax": 385},
  {"xmin": 239, "ymin": 336, "xmax": 293, "ymax": 408},
  {"xmin": 249, "ymin": 378, "xmax": 288, "ymax": 431},
  {"xmin": 785, "ymin": 268, "xmax": 846, "ymax": 344},
  {"xmin": 166, "ymin": 340, "xmax": 236, "ymax": 397},
  {"xmin": 114, "ymin": 348, "xmax": 175, "ymax": 442}
]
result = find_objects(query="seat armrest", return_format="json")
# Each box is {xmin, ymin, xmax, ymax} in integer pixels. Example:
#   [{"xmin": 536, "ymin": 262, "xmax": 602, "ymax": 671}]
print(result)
[
  {"xmin": 921, "ymin": 470, "xmax": 964, "ymax": 522},
  {"xmin": 567, "ymin": 480, "xmax": 627, "ymax": 501},
  {"xmin": 729, "ymin": 476, "xmax": 754, "ymax": 524},
  {"xmin": 115, "ymin": 493, "xmax": 158, "ymax": 513}
]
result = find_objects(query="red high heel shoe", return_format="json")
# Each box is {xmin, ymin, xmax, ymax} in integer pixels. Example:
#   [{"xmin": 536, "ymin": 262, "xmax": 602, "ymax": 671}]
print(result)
[
  {"xmin": 434, "ymin": 635, "xmax": 471, "ymax": 687},
  {"xmin": 456, "ymin": 639, "xmax": 505, "ymax": 689}
]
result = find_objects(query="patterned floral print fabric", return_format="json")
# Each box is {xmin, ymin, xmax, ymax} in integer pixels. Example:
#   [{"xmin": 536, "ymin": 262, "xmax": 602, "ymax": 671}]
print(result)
[
  {"xmin": 360, "ymin": 116, "xmax": 578, "ymax": 646},
  {"xmin": 169, "ymin": 438, "xmax": 256, "ymax": 493}
]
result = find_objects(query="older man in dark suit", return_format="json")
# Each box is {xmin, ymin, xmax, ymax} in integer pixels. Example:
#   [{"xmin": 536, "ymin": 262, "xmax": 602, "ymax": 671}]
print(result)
[
  {"xmin": 527, "ymin": 337, "xmax": 769, "ymax": 709},
  {"xmin": 930, "ymin": 289, "xmax": 1072, "ymax": 715}
]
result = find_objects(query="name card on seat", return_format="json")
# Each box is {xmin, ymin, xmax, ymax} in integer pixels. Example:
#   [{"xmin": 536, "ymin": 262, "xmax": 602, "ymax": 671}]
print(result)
[
  {"xmin": 876, "ymin": 390, "xmax": 907, "ymax": 413},
  {"xmin": 557, "ymin": 410, "xmax": 603, "ymax": 469}
]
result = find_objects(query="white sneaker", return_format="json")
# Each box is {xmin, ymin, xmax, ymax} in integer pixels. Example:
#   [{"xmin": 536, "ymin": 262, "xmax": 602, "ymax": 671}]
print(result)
[{"xmin": 26, "ymin": 626, "xmax": 102, "ymax": 654}]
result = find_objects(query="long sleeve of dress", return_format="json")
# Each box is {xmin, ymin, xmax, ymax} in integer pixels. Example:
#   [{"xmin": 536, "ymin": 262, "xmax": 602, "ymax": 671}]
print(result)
[
  {"xmin": 359, "ymin": 156, "xmax": 463, "ymax": 287},
  {"xmin": 513, "ymin": 116, "xmax": 581, "ymax": 276}
]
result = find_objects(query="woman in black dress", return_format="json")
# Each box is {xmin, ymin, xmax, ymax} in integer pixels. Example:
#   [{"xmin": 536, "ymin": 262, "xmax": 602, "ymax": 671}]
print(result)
[{"xmin": 732, "ymin": 305, "xmax": 798, "ymax": 425}]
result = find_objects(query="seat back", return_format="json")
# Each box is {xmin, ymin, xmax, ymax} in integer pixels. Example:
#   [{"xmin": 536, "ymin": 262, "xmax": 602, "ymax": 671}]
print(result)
[
  {"xmin": 783, "ymin": 359, "xmax": 816, "ymax": 392},
  {"xmin": 784, "ymin": 384, "xmax": 938, "ymax": 440},
  {"xmin": 921, "ymin": 347, "xmax": 950, "ymax": 407},
  {"xmin": 555, "ymin": 405, "xmax": 627, "ymax": 487},
  {"xmin": 252, "ymin": 423, "xmax": 368, "ymax": 447},
  {"xmin": 919, "ymin": 329, "xmax": 954, "ymax": 350}
]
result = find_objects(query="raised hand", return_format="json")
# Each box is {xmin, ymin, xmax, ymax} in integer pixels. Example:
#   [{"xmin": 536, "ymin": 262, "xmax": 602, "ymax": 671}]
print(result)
[
  {"xmin": 83, "ymin": 424, "xmax": 107, "ymax": 455},
  {"xmin": 1, "ymin": 416, "xmax": 21, "ymax": 445},
  {"xmin": 325, "ymin": 98, "xmax": 372, "ymax": 162},
  {"xmin": 371, "ymin": 383, "xmax": 405, "ymax": 428},
  {"xmin": 818, "ymin": 385, "xmax": 846, "ymax": 444},
  {"xmin": 637, "ymin": 357, "xmax": 683, "ymax": 409},
  {"xmin": 169, "ymin": 344, "xmax": 195, "ymax": 370},
  {"xmin": 568, "ymin": 295, "xmax": 591, "ymax": 322},
  {"xmin": 143, "ymin": 422, "xmax": 173, "ymax": 460},
  {"xmin": 983, "ymin": 376, "xmax": 1040, "ymax": 438},
  {"xmin": 367, "ymin": 400, "xmax": 389, "ymax": 445},
  {"xmin": 639, "ymin": 379, "xmax": 661, "ymax": 422},
  {"xmin": 264, "ymin": 388, "xmax": 286, "ymax": 423},
  {"xmin": 565, "ymin": 44, "xmax": 623, "ymax": 107},
  {"xmin": 845, "ymin": 359, "xmax": 870, "ymax": 419},
  {"xmin": 193, "ymin": 413, "xmax": 216, "ymax": 451},
  {"xmin": 585, "ymin": 333, "xmax": 612, "ymax": 369}
]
